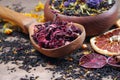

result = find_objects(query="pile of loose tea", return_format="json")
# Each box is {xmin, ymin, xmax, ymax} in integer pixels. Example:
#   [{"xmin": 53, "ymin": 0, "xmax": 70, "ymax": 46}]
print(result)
[
  {"xmin": 0, "ymin": 29, "xmax": 120, "ymax": 80},
  {"xmin": 32, "ymin": 21, "xmax": 81, "ymax": 49},
  {"xmin": 49, "ymin": 0, "xmax": 115, "ymax": 16},
  {"xmin": 0, "ymin": 1, "xmax": 120, "ymax": 80}
]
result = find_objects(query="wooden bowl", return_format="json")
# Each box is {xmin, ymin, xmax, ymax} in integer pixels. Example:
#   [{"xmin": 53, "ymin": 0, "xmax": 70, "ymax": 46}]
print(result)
[
  {"xmin": 44, "ymin": 0, "xmax": 118, "ymax": 36},
  {"xmin": 30, "ymin": 23, "xmax": 86, "ymax": 58}
]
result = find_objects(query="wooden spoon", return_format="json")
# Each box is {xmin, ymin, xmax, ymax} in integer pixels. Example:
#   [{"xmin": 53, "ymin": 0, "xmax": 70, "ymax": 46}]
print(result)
[{"xmin": 0, "ymin": 5, "xmax": 86, "ymax": 58}]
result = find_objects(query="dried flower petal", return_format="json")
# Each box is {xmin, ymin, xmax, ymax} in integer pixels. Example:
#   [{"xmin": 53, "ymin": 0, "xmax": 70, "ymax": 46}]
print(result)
[
  {"xmin": 23, "ymin": 13, "xmax": 39, "ymax": 18},
  {"xmin": 68, "ymin": 0, "xmax": 76, "ymax": 3},
  {"xmin": 107, "ymin": 56, "xmax": 120, "ymax": 67},
  {"xmin": 86, "ymin": 0, "xmax": 102, "ymax": 8},
  {"xmin": 2, "ymin": 23, "xmax": 14, "ymax": 35},
  {"xmin": 79, "ymin": 53, "xmax": 107, "ymax": 68},
  {"xmin": 64, "ymin": 1, "xmax": 70, "ymax": 7},
  {"xmin": 23, "ymin": 13, "xmax": 45, "ymax": 22},
  {"xmin": 32, "ymin": 19, "xmax": 81, "ymax": 49},
  {"xmin": 3, "ymin": 28, "xmax": 13, "ymax": 35},
  {"xmin": 35, "ymin": 2, "xmax": 44, "ymax": 12}
]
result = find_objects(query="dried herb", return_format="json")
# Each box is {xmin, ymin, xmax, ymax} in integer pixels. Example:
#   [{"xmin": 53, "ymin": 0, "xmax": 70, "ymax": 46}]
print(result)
[
  {"xmin": 32, "ymin": 17, "xmax": 81, "ymax": 49},
  {"xmin": 49, "ymin": 0, "xmax": 115, "ymax": 16},
  {"xmin": 0, "ymin": 31, "xmax": 120, "ymax": 79}
]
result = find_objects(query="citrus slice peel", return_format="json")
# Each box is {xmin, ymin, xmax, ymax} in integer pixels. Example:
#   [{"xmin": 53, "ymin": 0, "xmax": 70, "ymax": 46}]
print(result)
[{"xmin": 90, "ymin": 28, "xmax": 120, "ymax": 56}]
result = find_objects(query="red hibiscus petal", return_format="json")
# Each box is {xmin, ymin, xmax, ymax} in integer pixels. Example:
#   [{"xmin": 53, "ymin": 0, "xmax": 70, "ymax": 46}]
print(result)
[
  {"xmin": 107, "ymin": 56, "xmax": 120, "ymax": 67},
  {"xmin": 79, "ymin": 53, "xmax": 107, "ymax": 68}
]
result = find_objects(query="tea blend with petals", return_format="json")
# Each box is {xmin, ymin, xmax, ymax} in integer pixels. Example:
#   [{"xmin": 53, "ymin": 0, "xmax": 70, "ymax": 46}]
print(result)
[
  {"xmin": 49, "ymin": 0, "xmax": 115, "ymax": 16},
  {"xmin": 32, "ymin": 21, "xmax": 81, "ymax": 49},
  {"xmin": 1, "ymin": 31, "xmax": 120, "ymax": 80}
]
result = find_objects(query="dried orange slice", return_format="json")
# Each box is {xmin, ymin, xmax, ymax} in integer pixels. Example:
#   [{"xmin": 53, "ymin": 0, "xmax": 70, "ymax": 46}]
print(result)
[
  {"xmin": 90, "ymin": 28, "xmax": 120, "ymax": 56},
  {"xmin": 116, "ymin": 19, "xmax": 120, "ymax": 28}
]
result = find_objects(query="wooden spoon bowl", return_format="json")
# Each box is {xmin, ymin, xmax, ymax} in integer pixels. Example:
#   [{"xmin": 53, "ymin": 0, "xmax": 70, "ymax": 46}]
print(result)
[
  {"xmin": 0, "ymin": 5, "xmax": 86, "ymax": 58},
  {"xmin": 44, "ymin": 0, "xmax": 118, "ymax": 36},
  {"xmin": 29, "ymin": 23, "xmax": 86, "ymax": 58}
]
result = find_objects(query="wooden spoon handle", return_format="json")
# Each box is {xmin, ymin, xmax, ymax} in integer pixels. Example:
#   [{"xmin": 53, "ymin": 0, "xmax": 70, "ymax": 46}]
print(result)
[{"xmin": 0, "ymin": 5, "xmax": 36, "ymax": 34}]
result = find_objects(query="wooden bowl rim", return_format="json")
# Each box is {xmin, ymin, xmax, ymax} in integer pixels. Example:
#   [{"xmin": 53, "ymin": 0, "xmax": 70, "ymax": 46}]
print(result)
[{"xmin": 45, "ymin": 0, "xmax": 118, "ymax": 18}]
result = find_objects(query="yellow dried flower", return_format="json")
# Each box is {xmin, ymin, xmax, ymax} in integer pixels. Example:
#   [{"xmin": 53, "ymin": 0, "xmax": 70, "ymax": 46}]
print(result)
[
  {"xmin": 3, "ymin": 28, "xmax": 13, "ymax": 35},
  {"xmin": 35, "ymin": 2, "xmax": 44, "ymax": 12},
  {"xmin": 22, "ymin": 13, "xmax": 39, "ymax": 18},
  {"xmin": 1, "ymin": 1, "xmax": 45, "ymax": 35},
  {"xmin": 3, "ymin": 23, "xmax": 12, "ymax": 28},
  {"xmin": 23, "ymin": 13, "xmax": 45, "ymax": 22},
  {"xmin": 37, "ymin": 14, "xmax": 45, "ymax": 22},
  {"xmin": 3, "ymin": 23, "xmax": 13, "ymax": 34},
  {"xmin": 2, "ymin": 22, "xmax": 17, "ymax": 34}
]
